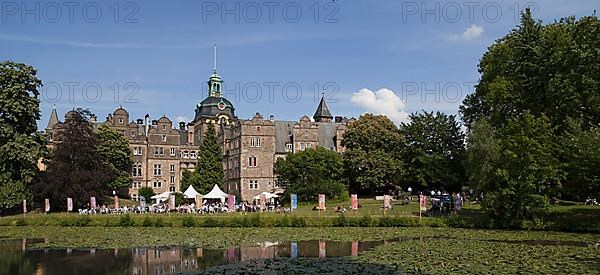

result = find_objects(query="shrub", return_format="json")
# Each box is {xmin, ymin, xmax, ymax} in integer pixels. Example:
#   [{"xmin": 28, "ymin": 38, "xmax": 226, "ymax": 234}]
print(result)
[
  {"xmin": 274, "ymin": 215, "xmax": 290, "ymax": 227},
  {"xmin": 141, "ymin": 216, "xmax": 153, "ymax": 227},
  {"xmin": 13, "ymin": 218, "xmax": 27, "ymax": 226},
  {"xmin": 332, "ymin": 215, "xmax": 348, "ymax": 227},
  {"xmin": 247, "ymin": 215, "xmax": 261, "ymax": 227},
  {"xmin": 378, "ymin": 216, "xmax": 394, "ymax": 227},
  {"xmin": 154, "ymin": 217, "xmax": 164, "ymax": 227},
  {"xmin": 290, "ymin": 216, "xmax": 306, "ymax": 227},
  {"xmin": 202, "ymin": 217, "xmax": 220, "ymax": 227},
  {"xmin": 446, "ymin": 214, "xmax": 464, "ymax": 228},
  {"xmin": 181, "ymin": 216, "xmax": 195, "ymax": 227},
  {"xmin": 118, "ymin": 214, "xmax": 135, "ymax": 227},
  {"xmin": 358, "ymin": 216, "xmax": 372, "ymax": 227}
]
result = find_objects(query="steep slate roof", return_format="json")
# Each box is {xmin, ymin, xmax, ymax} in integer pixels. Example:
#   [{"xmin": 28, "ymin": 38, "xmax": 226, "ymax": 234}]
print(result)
[
  {"xmin": 274, "ymin": 120, "xmax": 296, "ymax": 153},
  {"xmin": 316, "ymin": 122, "xmax": 338, "ymax": 150},
  {"xmin": 46, "ymin": 106, "xmax": 59, "ymax": 129},
  {"xmin": 313, "ymin": 96, "xmax": 333, "ymax": 121}
]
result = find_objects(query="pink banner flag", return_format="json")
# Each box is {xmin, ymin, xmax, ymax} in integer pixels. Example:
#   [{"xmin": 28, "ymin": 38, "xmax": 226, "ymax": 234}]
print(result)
[
  {"xmin": 23, "ymin": 200, "xmax": 27, "ymax": 213},
  {"xmin": 318, "ymin": 194, "xmax": 326, "ymax": 210},
  {"xmin": 228, "ymin": 194, "xmax": 235, "ymax": 212},
  {"xmin": 195, "ymin": 194, "xmax": 202, "ymax": 209},
  {"xmin": 260, "ymin": 193, "xmax": 266, "ymax": 211},
  {"xmin": 44, "ymin": 198, "xmax": 50, "ymax": 212},
  {"xmin": 67, "ymin": 197, "xmax": 73, "ymax": 212},
  {"xmin": 383, "ymin": 195, "xmax": 391, "ymax": 209},
  {"xmin": 419, "ymin": 195, "xmax": 427, "ymax": 211},
  {"xmin": 90, "ymin": 196, "xmax": 96, "ymax": 209},
  {"xmin": 351, "ymin": 194, "xmax": 358, "ymax": 210},
  {"xmin": 169, "ymin": 194, "xmax": 176, "ymax": 209},
  {"xmin": 351, "ymin": 241, "xmax": 359, "ymax": 257},
  {"xmin": 319, "ymin": 241, "xmax": 326, "ymax": 258},
  {"xmin": 114, "ymin": 195, "xmax": 119, "ymax": 209}
]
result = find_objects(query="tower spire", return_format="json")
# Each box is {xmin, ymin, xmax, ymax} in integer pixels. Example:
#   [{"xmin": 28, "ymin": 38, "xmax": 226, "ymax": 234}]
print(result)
[{"xmin": 213, "ymin": 44, "xmax": 217, "ymax": 71}]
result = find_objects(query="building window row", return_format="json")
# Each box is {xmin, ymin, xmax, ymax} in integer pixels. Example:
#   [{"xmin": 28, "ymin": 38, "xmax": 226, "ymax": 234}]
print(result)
[
  {"xmin": 299, "ymin": 143, "xmax": 312, "ymax": 151},
  {"xmin": 181, "ymin": 151, "xmax": 197, "ymax": 159},
  {"xmin": 153, "ymin": 181, "xmax": 162, "ymax": 188},
  {"xmin": 249, "ymin": 137, "xmax": 261, "ymax": 147},
  {"xmin": 133, "ymin": 146, "xmax": 143, "ymax": 156},
  {"xmin": 132, "ymin": 181, "xmax": 142, "ymax": 189}
]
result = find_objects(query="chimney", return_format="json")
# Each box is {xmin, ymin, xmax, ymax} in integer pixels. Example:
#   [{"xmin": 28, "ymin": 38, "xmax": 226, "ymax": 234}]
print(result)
[
  {"xmin": 179, "ymin": 122, "xmax": 186, "ymax": 130},
  {"xmin": 136, "ymin": 119, "xmax": 143, "ymax": 124},
  {"xmin": 269, "ymin": 114, "xmax": 275, "ymax": 121},
  {"xmin": 144, "ymin": 114, "xmax": 150, "ymax": 136}
]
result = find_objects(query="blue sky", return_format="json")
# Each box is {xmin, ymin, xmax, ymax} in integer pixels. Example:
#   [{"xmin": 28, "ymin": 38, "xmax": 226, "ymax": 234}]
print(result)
[{"xmin": 1, "ymin": 0, "xmax": 596, "ymax": 128}]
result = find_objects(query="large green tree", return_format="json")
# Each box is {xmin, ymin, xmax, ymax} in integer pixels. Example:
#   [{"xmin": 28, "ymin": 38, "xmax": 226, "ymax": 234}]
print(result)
[
  {"xmin": 275, "ymin": 147, "xmax": 346, "ymax": 202},
  {"xmin": 464, "ymin": 118, "xmax": 500, "ymax": 193},
  {"xmin": 479, "ymin": 113, "xmax": 562, "ymax": 220},
  {"xmin": 461, "ymin": 10, "xmax": 600, "ymax": 130},
  {"xmin": 34, "ymin": 111, "xmax": 113, "ymax": 210},
  {"xmin": 181, "ymin": 125, "xmax": 223, "ymax": 194},
  {"xmin": 95, "ymin": 125, "xmax": 133, "ymax": 192},
  {"xmin": 558, "ymin": 119, "xmax": 600, "ymax": 201},
  {"xmin": 400, "ymin": 111, "xmax": 465, "ymax": 192},
  {"xmin": 0, "ymin": 61, "xmax": 46, "ymax": 208},
  {"xmin": 341, "ymin": 114, "xmax": 405, "ymax": 195}
]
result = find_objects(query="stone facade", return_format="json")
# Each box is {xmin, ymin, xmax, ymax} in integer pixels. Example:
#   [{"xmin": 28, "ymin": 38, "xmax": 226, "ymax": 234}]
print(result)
[{"xmin": 45, "ymin": 69, "xmax": 353, "ymax": 201}]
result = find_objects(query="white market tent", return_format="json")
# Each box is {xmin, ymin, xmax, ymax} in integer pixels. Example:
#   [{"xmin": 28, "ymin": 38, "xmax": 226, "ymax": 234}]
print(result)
[
  {"xmin": 253, "ymin": 192, "xmax": 279, "ymax": 201},
  {"xmin": 151, "ymin": 191, "xmax": 171, "ymax": 202},
  {"xmin": 203, "ymin": 184, "xmax": 228, "ymax": 202},
  {"xmin": 183, "ymin": 185, "xmax": 201, "ymax": 199}
]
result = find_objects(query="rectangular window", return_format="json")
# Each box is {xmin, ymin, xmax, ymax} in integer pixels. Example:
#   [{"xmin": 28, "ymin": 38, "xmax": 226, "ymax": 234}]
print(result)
[
  {"xmin": 286, "ymin": 143, "xmax": 293, "ymax": 152},
  {"xmin": 170, "ymin": 164, "xmax": 175, "ymax": 172},
  {"xmin": 248, "ymin": 156, "xmax": 257, "ymax": 167},
  {"xmin": 170, "ymin": 148, "xmax": 176, "ymax": 156},
  {"xmin": 249, "ymin": 180, "xmax": 259, "ymax": 190},
  {"xmin": 249, "ymin": 138, "xmax": 255, "ymax": 147},
  {"xmin": 133, "ymin": 147, "xmax": 143, "ymax": 156},
  {"xmin": 154, "ymin": 147, "xmax": 164, "ymax": 156},
  {"xmin": 182, "ymin": 151, "xmax": 189, "ymax": 159},
  {"xmin": 132, "ymin": 181, "xmax": 141, "ymax": 189},
  {"xmin": 153, "ymin": 164, "xmax": 162, "ymax": 176},
  {"xmin": 190, "ymin": 151, "xmax": 196, "ymax": 159},
  {"xmin": 307, "ymin": 143, "xmax": 312, "ymax": 149},
  {"xmin": 170, "ymin": 176, "xmax": 175, "ymax": 184},
  {"xmin": 153, "ymin": 181, "xmax": 162, "ymax": 188},
  {"xmin": 256, "ymin": 138, "xmax": 261, "ymax": 147},
  {"xmin": 300, "ymin": 143, "xmax": 305, "ymax": 150},
  {"xmin": 162, "ymin": 135, "xmax": 167, "ymax": 142}
]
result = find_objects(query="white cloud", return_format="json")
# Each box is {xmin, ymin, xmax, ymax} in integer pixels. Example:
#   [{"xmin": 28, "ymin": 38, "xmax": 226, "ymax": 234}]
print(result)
[
  {"xmin": 450, "ymin": 24, "xmax": 484, "ymax": 42},
  {"xmin": 176, "ymin": 116, "xmax": 190, "ymax": 123},
  {"xmin": 350, "ymin": 88, "xmax": 409, "ymax": 124}
]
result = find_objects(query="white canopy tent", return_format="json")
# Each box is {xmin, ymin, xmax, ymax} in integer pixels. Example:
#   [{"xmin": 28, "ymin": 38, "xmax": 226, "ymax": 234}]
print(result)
[
  {"xmin": 203, "ymin": 184, "xmax": 228, "ymax": 202},
  {"xmin": 151, "ymin": 191, "xmax": 171, "ymax": 202},
  {"xmin": 183, "ymin": 185, "xmax": 201, "ymax": 199},
  {"xmin": 253, "ymin": 192, "xmax": 279, "ymax": 201}
]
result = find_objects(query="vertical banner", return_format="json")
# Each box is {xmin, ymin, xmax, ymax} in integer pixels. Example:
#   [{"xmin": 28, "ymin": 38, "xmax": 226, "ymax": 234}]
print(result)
[
  {"xmin": 90, "ymin": 196, "xmax": 97, "ymax": 209},
  {"xmin": 351, "ymin": 241, "xmax": 359, "ymax": 257},
  {"xmin": 228, "ymin": 194, "xmax": 235, "ymax": 212},
  {"xmin": 169, "ymin": 194, "xmax": 176, "ymax": 210},
  {"xmin": 67, "ymin": 197, "xmax": 73, "ymax": 212},
  {"xmin": 260, "ymin": 193, "xmax": 267, "ymax": 211},
  {"xmin": 319, "ymin": 241, "xmax": 326, "ymax": 258},
  {"xmin": 318, "ymin": 194, "xmax": 325, "ymax": 210},
  {"xmin": 351, "ymin": 194, "xmax": 358, "ymax": 210},
  {"xmin": 22, "ymin": 200, "xmax": 27, "ymax": 213},
  {"xmin": 291, "ymin": 241, "xmax": 298, "ymax": 258},
  {"xmin": 419, "ymin": 195, "xmax": 427, "ymax": 211},
  {"xmin": 195, "ymin": 194, "xmax": 202, "ymax": 209},
  {"xmin": 44, "ymin": 198, "xmax": 50, "ymax": 213},
  {"xmin": 383, "ymin": 195, "xmax": 391, "ymax": 209},
  {"xmin": 291, "ymin": 193, "xmax": 298, "ymax": 210},
  {"xmin": 114, "ymin": 195, "xmax": 119, "ymax": 209}
]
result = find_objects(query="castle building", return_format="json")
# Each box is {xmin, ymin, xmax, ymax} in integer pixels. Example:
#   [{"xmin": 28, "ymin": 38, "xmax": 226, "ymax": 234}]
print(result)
[{"xmin": 45, "ymin": 68, "xmax": 352, "ymax": 201}]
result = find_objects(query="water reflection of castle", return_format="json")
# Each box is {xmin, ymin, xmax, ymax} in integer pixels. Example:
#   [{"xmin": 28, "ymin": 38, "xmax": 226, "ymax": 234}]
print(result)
[{"xmin": 8, "ymin": 239, "xmax": 384, "ymax": 274}]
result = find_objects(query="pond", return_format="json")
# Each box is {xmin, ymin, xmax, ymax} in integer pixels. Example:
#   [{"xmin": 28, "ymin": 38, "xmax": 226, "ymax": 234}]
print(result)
[{"xmin": 0, "ymin": 237, "xmax": 414, "ymax": 275}]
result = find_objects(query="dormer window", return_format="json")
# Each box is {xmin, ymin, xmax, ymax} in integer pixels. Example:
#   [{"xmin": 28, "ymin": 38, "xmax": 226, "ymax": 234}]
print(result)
[
  {"xmin": 119, "ymin": 118, "xmax": 124, "ymax": 124},
  {"xmin": 162, "ymin": 135, "xmax": 167, "ymax": 142},
  {"xmin": 162, "ymin": 125, "xmax": 167, "ymax": 131}
]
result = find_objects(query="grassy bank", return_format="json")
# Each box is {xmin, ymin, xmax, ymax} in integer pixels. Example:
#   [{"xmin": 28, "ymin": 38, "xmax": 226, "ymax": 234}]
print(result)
[{"xmin": 3, "ymin": 200, "xmax": 599, "ymax": 232}]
